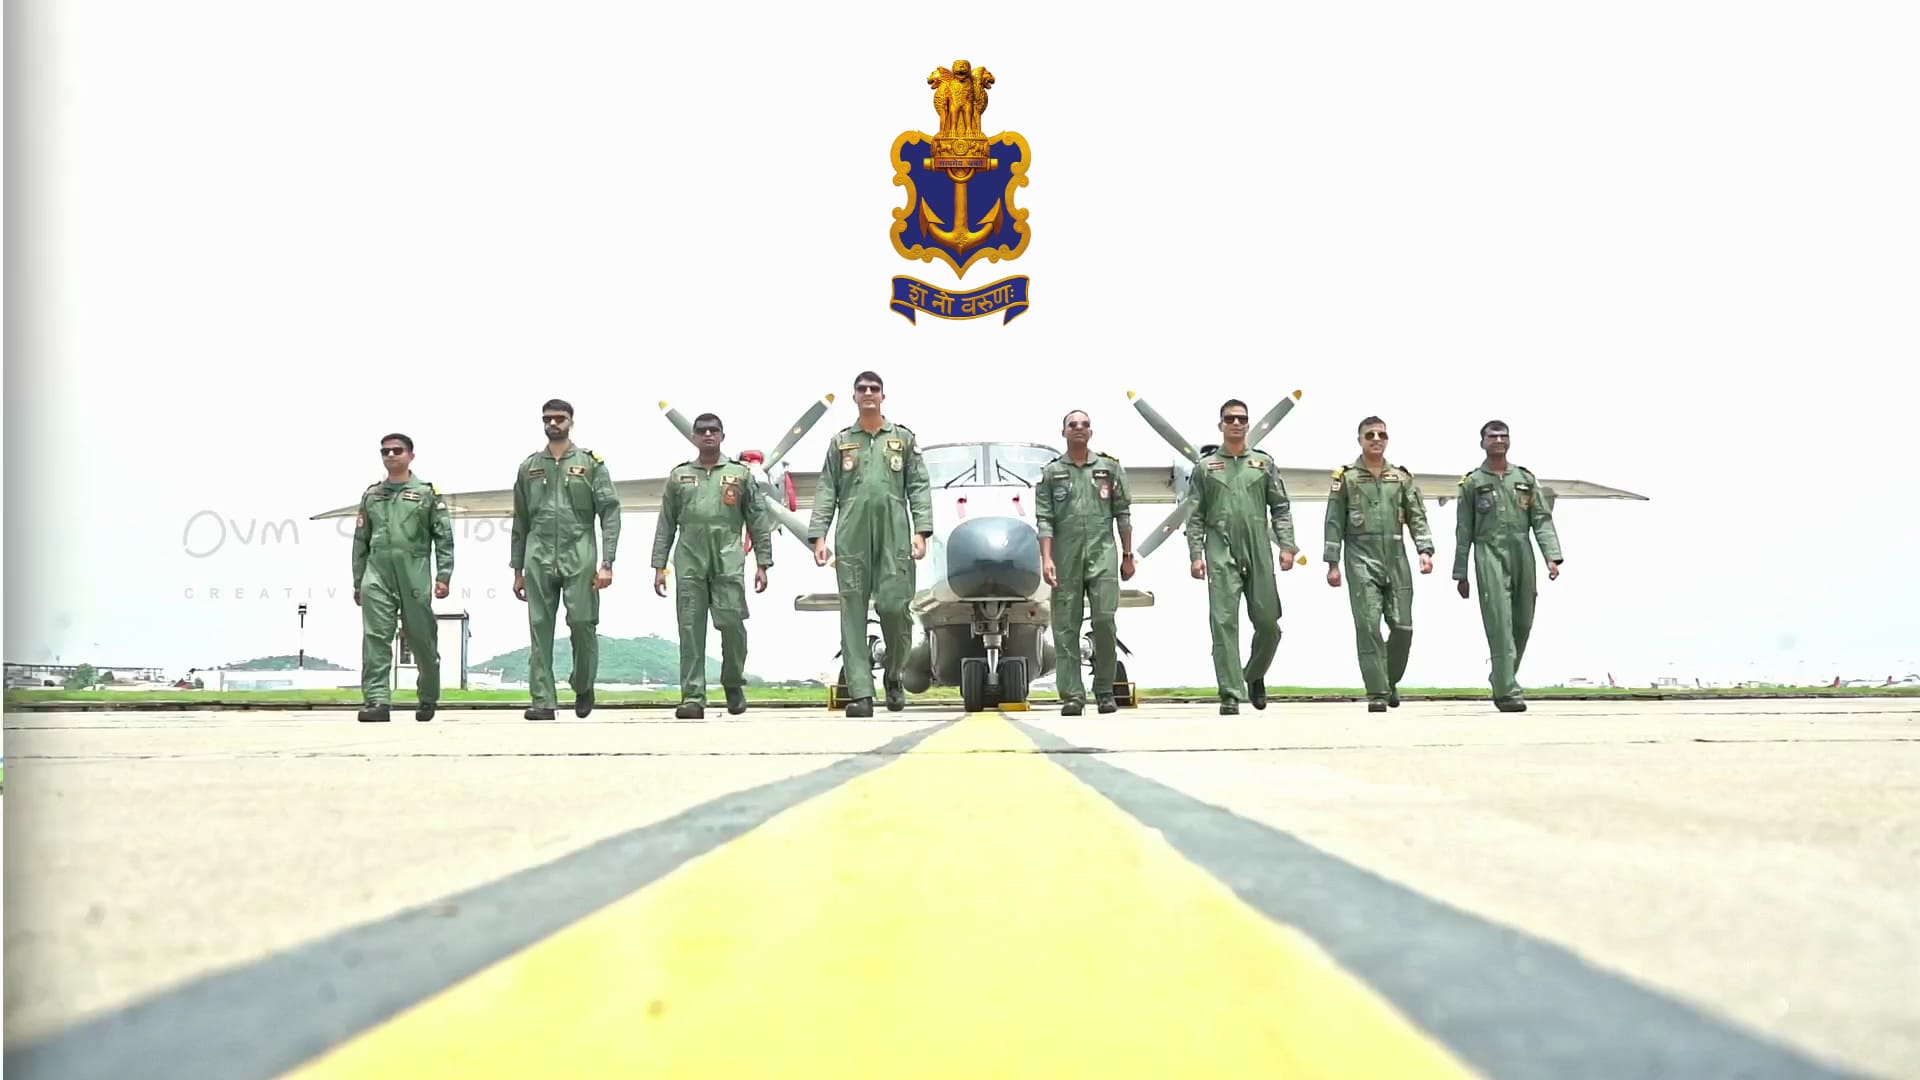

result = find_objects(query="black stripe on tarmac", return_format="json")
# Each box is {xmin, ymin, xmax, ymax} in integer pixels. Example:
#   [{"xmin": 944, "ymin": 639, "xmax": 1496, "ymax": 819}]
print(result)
[
  {"xmin": 4, "ymin": 718, "xmax": 960, "ymax": 1080},
  {"xmin": 1009, "ymin": 719, "xmax": 1868, "ymax": 1080}
]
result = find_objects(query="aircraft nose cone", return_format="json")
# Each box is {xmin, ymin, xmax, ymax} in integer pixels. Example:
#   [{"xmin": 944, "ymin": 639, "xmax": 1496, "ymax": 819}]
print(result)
[{"xmin": 945, "ymin": 516, "xmax": 1042, "ymax": 600}]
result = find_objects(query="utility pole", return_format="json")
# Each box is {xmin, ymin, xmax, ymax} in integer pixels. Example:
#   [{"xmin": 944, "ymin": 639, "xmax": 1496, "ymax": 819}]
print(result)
[{"xmin": 297, "ymin": 603, "xmax": 308, "ymax": 669}]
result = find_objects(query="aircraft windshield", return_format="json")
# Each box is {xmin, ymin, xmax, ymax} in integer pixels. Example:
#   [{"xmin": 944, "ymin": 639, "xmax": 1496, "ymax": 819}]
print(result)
[
  {"xmin": 923, "ymin": 445, "xmax": 981, "ymax": 489},
  {"xmin": 921, "ymin": 443, "xmax": 1066, "ymax": 489},
  {"xmin": 988, "ymin": 445, "xmax": 1059, "ymax": 486}
]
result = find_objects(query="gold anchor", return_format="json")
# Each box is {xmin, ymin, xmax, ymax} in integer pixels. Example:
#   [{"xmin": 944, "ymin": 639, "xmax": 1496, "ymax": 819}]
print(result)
[{"xmin": 920, "ymin": 59, "xmax": 1002, "ymax": 256}]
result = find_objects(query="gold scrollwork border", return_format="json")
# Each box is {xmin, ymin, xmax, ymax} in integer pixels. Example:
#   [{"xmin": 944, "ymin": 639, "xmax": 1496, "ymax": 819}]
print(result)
[{"xmin": 890, "ymin": 129, "xmax": 1032, "ymax": 281}]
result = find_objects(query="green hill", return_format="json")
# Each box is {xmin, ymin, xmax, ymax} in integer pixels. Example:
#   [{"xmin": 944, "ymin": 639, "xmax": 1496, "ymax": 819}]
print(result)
[
  {"xmin": 225, "ymin": 654, "xmax": 349, "ymax": 671},
  {"xmin": 473, "ymin": 634, "xmax": 761, "ymax": 686}
]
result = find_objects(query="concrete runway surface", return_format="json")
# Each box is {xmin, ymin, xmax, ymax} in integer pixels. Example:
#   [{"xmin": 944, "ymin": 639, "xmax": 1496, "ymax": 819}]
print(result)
[{"xmin": 4, "ymin": 697, "xmax": 1916, "ymax": 1079}]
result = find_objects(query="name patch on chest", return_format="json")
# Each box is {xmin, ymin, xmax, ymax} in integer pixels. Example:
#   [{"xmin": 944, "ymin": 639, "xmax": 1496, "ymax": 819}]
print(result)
[
  {"xmin": 678, "ymin": 474, "xmax": 697, "ymax": 484},
  {"xmin": 400, "ymin": 490, "xmax": 422, "ymax": 501},
  {"xmin": 527, "ymin": 468, "xmax": 546, "ymax": 479},
  {"xmin": 1206, "ymin": 460, "xmax": 1227, "ymax": 471}
]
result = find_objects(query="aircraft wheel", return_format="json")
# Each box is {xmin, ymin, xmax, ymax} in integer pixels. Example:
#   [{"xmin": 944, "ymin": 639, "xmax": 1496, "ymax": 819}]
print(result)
[
  {"xmin": 960, "ymin": 657, "xmax": 989, "ymax": 713},
  {"xmin": 998, "ymin": 657, "xmax": 1029, "ymax": 705}
]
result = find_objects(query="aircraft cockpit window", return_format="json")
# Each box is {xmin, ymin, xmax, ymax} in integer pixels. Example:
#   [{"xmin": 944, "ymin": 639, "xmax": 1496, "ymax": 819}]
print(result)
[
  {"xmin": 989, "ymin": 445, "xmax": 1060, "ymax": 486},
  {"xmin": 922, "ymin": 446, "xmax": 979, "ymax": 489}
]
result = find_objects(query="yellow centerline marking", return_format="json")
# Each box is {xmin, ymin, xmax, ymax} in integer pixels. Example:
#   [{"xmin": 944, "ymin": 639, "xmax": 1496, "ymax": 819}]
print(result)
[{"xmin": 281, "ymin": 715, "xmax": 1474, "ymax": 1078}]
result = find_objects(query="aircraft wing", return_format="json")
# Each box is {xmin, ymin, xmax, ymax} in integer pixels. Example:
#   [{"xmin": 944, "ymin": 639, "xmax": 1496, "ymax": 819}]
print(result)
[
  {"xmin": 1120, "ymin": 465, "xmax": 1646, "ymax": 506},
  {"xmin": 311, "ymin": 471, "xmax": 828, "ymax": 521}
]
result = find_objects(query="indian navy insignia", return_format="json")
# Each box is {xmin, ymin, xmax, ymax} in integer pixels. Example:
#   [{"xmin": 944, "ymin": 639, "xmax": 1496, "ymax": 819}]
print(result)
[
  {"xmin": 567, "ymin": 465, "xmax": 588, "ymax": 477},
  {"xmin": 890, "ymin": 59, "xmax": 1031, "ymax": 325},
  {"xmin": 842, "ymin": 453, "xmax": 856, "ymax": 472}
]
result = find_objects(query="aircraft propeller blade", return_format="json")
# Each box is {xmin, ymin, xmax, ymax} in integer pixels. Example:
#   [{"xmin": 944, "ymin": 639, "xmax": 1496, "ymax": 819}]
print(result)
[
  {"xmin": 659, "ymin": 402, "xmax": 698, "ymax": 443},
  {"xmin": 1136, "ymin": 489, "xmax": 1199, "ymax": 558},
  {"xmin": 762, "ymin": 500, "xmax": 817, "ymax": 554},
  {"xmin": 1126, "ymin": 390, "xmax": 1203, "ymax": 462},
  {"xmin": 762, "ymin": 393, "xmax": 836, "ymax": 471},
  {"xmin": 1246, "ymin": 390, "xmax": 1303, "ymax": 449}
]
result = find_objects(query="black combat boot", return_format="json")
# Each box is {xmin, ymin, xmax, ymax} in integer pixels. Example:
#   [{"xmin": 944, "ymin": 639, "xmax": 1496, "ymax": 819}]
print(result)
[
  {"xmin": 1060, "ymin": 699, "xmax": 1084, "ymax": 717},
  {"xmin": 524, "ymin": 706, "xmax": 555, "ymax": 721},
  {"xmin": 1247, "ymin": 677, "xmax": 1267, "ymax": 711},
  {"xmin": 1388, "ymin": 687, "xmax": 1401, "ymax": 708},
  {"xmin": 1096, "ymin": 695, "xmax": 1117, "ymax": 714},
  {"xmin": 415, "ymin": 702, "xmax": 436, "ymax": 722},
  {"xmin": 358, "ymin": 704, "xmax": 390, "ymax": 723},
  {"xmin": 574, "ymin": 691, "xmax": 594, "ymax": 718},
  {"xmin": 725, "ymin": 686, "xmax": 746, "ymax": 715},
  {"xmin": 676, "ymin": 701, "xmax": 703, "ymax": 719},
  {"xmin": 884, "ymin": 678, "xmax": 905, "ymax": 712},
  {"xmin": 846, "ymin": 697, "xmax": 874, "ymax": 718}
]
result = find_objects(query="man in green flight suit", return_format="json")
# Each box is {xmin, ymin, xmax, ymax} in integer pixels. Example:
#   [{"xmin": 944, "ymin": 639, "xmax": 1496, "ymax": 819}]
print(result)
[
  {"xmin": 1036, "ymin": 409, "xmax": 1135, "ymax": 716},
  {"xmin": 807, "ymin": 370, "xmax": 932, "ymax": 717},
  {"xmin": 1185, "ymin": 398, "xmax": 1299, "ymax": 715},
  {"xmin": 1454, "ymin": 419, "xmax": 1563, "ymax": 712},
  {"xmin": 352, "ymin": 433, "xmax": 454, "ymax": 723},
  {"xmin": 510, "ymin": 398, "xmax": 622, "ymax": 721},
  {"xmin": 650, "ymin": 412, "xmax": 774, "ymax": 719},
  {"xmin": 1324, "ymin": 416, "xmax": 1435, "ymax": 713}
]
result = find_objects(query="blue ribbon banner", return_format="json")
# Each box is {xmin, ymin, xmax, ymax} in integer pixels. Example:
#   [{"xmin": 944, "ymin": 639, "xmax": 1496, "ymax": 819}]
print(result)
[{"xmin": 890, "ymin": 275, "xmax": 1029, "ymax": 325}]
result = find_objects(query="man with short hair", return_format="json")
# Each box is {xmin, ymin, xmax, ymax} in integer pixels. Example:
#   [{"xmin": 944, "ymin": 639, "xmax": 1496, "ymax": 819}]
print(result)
[
  {"xmin": 510, "ymin": 398, "xmax": 622, "ymax": 721},
  {"xmin": 1186, "ymin": 398, "xmax": 1299, "ymax": 714},
  {"xmin": 1036, "ymin": 409, "xmax": 1134, "ymax": 715},
  {"xmin": 651, "ymin": 412, "xmax": 774, "ymax": 719},
  {"xmin": 1454, "ymin": 419, "xmax": 1563, "ymax": 712},
  {"xmin": 352, "ymin": 432, "xmax": 454, "ymax": 723},
  {"xmin": 1325, "ymin": 416, "xmax": 1434, "ymax": 712},
  {"xmin": 807, "ymin": 371, "xmax": 932, "ymax": 717}
]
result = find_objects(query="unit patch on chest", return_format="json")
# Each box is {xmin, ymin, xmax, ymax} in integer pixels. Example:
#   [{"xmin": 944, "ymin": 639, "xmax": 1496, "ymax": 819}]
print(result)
[
  {"xmin": 1206, "ymin": 460, "xmax": 1227, "ymax": 471},
  {"xmin": 886, "ymin": 439, "xmax": 903, "ymax": 452},
  {"xmin": 889, "ymin": 454, "xmax": 902, "ymax": 472},
  {"xmin": 842, "ymin": 453, "xmax": 856, "ymax": 472},
  {"xmin": 1516, "ymin": 482, "xmax": 1533, "ymax": 510},
  {"xmin": 567, "ymin": 465, "xmax": 587, "ymax": 477},
  {"xmin": 722, "ymin": 473, "xmax": 741, "ymax": 505},
  {"xmin": 1250, "ymin": 457, "xmax": 1267, "ymax": 470}
]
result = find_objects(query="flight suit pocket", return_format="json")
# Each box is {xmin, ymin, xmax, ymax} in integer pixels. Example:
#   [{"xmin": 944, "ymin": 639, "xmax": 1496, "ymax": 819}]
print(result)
[{"xmin": 566, "ymin": 471, "xmax": 596, "ymax": 512}]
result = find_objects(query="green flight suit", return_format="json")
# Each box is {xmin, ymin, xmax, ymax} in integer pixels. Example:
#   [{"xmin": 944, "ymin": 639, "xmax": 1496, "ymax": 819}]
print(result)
[
  {"xmin": 1185, "ymin": 447, "xmax": 1299, "ymax": 703},
  {"xmin": 1324, "ymin": 458, "xmax": 1434, "ymax": 703},
  {"xmin": 1453, "ymin": 460, "xmax": 1563, "ymax": 704},
  {"xmin": 510, "ymin": 444, "xmax": 622, "ymax": 709},
  {"xmin": 352, "ymin": 475, "xmax": 453, "ymax": 705},
  {"xmin": 650, "ymin": 457, "xmax": 774, "ymax": 706},
  {"xmin": 1035, "ymin": 450, "xmax": 1130, "ymax": 705},
  {"xmin": 806, "ymin": 419, "xmax": 932, "ymax": 701}
]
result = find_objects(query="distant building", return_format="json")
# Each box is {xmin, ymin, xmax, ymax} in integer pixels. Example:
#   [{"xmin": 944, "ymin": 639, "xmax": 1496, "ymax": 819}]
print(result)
[{"xmin": 5, "ymin": 662, "xmax": 166, "ymax": 688}]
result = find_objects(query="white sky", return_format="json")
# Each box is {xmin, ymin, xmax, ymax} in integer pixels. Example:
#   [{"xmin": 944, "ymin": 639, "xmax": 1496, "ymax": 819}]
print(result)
[{"xmin": 9, "ymin": 1, "xmax": 1919, "ymax": 689}]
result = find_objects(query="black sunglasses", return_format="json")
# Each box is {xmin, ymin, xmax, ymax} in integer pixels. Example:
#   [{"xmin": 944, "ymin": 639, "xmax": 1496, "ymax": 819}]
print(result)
[
  {"xmin": 855, "ymin": 383, "xmax": 883, "ymax": 393},
  {"xmin": 380, "ymin": 446, "xmax": 407, "ymax": 456},
  {"xmin": 693, "ymin": 424, "xmax": 722, "ymax": 435},
  {"xmin": 1221, "ymin": 414, "xmax": 1249, "ymax": 425},
  {"xmin": 1065, "ymin": 420, "xmax": 1090, "ymax": 430},
  {"xmin": 1362, "ymin": 431, "xmax": 1388, "ymax": 441}
]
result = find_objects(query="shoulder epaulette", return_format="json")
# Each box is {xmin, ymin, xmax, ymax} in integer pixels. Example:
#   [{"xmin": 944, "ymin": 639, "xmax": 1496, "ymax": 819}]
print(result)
[
  {"xmin": 1102, "ymin": 451, "xmax": 1121, "ymax": 463},
  {"xmin": 1251, "ymin": 447, "xmax": 1275, "ymax": 459},
  {"xmin": 586, "ymin": 448, "xmax": 604, "ymax": 464},
  {"xmin": 1459, "ymin": 472, "xmax": 1473, "ymax": 485},
  {"xmin": 1333, "ymin": 465, "xmax": 1347, "ymax": 479}
]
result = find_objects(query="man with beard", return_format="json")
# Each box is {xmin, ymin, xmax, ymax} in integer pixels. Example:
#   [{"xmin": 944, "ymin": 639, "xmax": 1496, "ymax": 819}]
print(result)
[{"xmin": 511, "ymin": 398, "xmax": 622, "ymax": 721}]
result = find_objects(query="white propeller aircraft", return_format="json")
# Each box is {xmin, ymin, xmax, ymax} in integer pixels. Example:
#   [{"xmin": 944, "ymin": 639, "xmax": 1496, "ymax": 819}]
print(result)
[{"xmin": 311, "ymin": 389, "xmax": 1645, "ymax": 712}]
